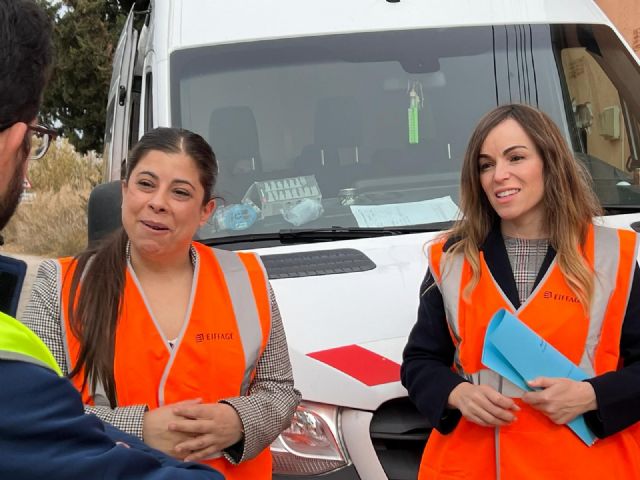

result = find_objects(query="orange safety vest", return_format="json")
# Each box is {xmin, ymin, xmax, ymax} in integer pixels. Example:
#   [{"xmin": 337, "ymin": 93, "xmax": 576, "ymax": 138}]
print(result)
[
  {"xmin": 419, "ymin": 224, "xmax": 640, "ymax": 479},
  {"xmin": 57, "ymin": 242, "xmax": 272, "ymax": 479}
]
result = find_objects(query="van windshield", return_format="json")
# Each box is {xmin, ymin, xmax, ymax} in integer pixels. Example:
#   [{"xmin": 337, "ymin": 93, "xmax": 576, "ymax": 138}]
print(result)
[{"xmin": 170, "ymin": 24, "xmax": 640, "ymax": 242}]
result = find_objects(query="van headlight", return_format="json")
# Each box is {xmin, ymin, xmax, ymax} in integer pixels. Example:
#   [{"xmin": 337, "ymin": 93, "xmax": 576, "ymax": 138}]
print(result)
[{"xmin": 271, "ymin": 401, "xmax": 350, "ymax": 475}]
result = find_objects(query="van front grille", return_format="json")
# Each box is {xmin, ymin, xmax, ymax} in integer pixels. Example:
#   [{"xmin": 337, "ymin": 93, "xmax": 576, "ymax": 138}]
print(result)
[{"xmin": 261, "ymin": 248, "xmax": 375, "ymax": 279}]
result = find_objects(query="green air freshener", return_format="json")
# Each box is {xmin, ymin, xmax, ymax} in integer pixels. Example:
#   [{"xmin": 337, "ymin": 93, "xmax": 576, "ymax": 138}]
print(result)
[
  {"xmin": 408, "ymin": 103, "xmax": 419, "ymax": 144},
  {"xmin": 408, "ymin": 86, "xmax": 420, "ymax": 144}
]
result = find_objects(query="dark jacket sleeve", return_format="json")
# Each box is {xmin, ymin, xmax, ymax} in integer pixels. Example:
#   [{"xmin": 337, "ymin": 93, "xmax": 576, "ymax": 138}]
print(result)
[
  {"xmin": 0, "ymin": 360, "xmax": 223, "ymax": 480},
  {"xmin": 584, "ymin": 264, "xmax": 640, "ymax": 438},
  {"xmin": 401, "ymin": 270, "xmax": 468, "ymax": 434}
]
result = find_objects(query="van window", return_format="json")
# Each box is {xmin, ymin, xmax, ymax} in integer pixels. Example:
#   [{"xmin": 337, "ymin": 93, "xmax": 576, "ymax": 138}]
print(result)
[
  {"xmin": 169, "ymin": 24, "xmax": 640, "ymax": 240},
  {"xmin": 103, "ymin": 98, "xmax": 116, "ymax": 180},
  {"xmin": 144, "ymin": 72, "xmax": 153, "ymax": 132},
  {"xmin": 554, "ymin": 24, "xmax": 640, "ymax": 209},
  {"xmin": 128, "ymin": 75, "xmax": 142, "ymax": 151},
  {"xmin": 561, "ymin": 47, "xmax": 631, "ymax": 168}
]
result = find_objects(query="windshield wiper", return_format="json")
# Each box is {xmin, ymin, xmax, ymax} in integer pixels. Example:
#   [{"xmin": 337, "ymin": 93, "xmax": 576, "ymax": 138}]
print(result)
[
  {"xmin": 199, "ymin": 232, "xmax": 285, "ymax": 247},
  {"xmin": 200, "ymin": 221, "xmax": 453, "ymax": 247},
  {"xmin": 603, "ymin": 205, "xmax": 640, "ymax": 214},
  {"xmin": 278, "ymin": 222, "xmax": 453, "ymax": 243}
]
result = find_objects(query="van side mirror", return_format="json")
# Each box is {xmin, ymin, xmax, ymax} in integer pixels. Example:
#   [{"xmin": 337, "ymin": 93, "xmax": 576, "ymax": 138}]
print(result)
[
  {"xmin": 87, "ymin": 181, "xmax": 123, "ymax": 247},
  {"xmin": 0, "ymin": 254, "xmax": 27, "ymax": 317}
]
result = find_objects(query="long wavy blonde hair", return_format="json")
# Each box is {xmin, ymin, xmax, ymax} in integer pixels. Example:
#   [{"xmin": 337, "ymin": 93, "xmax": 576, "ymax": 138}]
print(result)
[{"xmin": 446, "ymin": 104, "xmax": 602, "ymax": 308}]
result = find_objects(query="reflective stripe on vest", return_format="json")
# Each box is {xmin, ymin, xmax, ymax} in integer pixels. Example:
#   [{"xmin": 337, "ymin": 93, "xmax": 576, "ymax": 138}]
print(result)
[
  {"xmin": 429, "ymin": 246, "xmax": 467, "ymax": 379},
  {"xmin": 582, "ymin": 225, "xmax": 620, "ymax": 375},
  {"xmin": 0, "ymin": 311, "xmax": 62, "ymax": 376},
  {"xmin": 211, "ymin": 248, "xmax": 270, "ymax": 395}
]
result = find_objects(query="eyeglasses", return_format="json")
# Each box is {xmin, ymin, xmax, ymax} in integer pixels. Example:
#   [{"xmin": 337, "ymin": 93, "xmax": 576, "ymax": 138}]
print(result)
[
  {"xmin": 0, "ymin": 121, "xmax": 59, "ymax": 160},
  {"xmin": 27, "ymin": 124, "xmax": 59, "ymax": 160}
]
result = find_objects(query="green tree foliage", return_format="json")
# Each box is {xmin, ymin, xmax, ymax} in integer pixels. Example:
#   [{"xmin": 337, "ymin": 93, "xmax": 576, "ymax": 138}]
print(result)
[{"xmin": 37, "ymin": 0, "xmax": 128, "ymax": 153}]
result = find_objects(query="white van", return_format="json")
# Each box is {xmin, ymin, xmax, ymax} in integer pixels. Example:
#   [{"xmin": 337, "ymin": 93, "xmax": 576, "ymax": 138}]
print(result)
[{"xmin": 102, "ymin": 1, "xmax": 640, "ymax": 478}]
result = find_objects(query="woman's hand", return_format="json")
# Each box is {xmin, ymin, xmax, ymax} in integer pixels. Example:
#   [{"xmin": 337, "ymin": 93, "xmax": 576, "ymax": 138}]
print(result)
[
  {"xmin": 142, "ymin": 398, "xmax": 202, "ymax": 459},
  {"xmin": 522, "ymin": 377, "xmax": 597, "ymax": 424},
  {"xmin": 448, "ymin": 383, "xmax": 520, "ymax": 427},
  {"xmin": 170, "ymin": 402, "xmax": 244, "ymax": 462}
]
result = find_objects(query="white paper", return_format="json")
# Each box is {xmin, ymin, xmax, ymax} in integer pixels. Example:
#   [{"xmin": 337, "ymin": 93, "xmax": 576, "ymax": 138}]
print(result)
[{"xmin": 350, "ymin": 196, "xmax": 460, "ymax": 227}]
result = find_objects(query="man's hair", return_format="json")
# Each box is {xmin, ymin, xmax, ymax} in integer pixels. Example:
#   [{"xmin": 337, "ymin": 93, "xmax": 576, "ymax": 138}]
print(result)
[{"xmin": 0, "ymin": 0, "xmax": 53, "ymax": 127}]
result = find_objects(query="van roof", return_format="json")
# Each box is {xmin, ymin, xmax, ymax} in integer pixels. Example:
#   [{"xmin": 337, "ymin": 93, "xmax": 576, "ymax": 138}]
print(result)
[{"xmin": 154, "ymin": 0, "xmax": 611, "ymax": 53}]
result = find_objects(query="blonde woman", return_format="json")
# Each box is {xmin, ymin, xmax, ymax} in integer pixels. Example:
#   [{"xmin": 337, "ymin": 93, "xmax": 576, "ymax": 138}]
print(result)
[{"xmin": 402, "ymin": 104, "xmax": 640, "ymax": 479}]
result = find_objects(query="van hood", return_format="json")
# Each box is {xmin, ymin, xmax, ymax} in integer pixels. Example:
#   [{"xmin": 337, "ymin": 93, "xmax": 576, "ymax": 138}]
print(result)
[
  {"xmin": 252, "ymin": 214, "xmax": 640, "ymax": 411},
  {"xmin": 254, "ymin": 232, "xmax": 438, "ymax": 411}
]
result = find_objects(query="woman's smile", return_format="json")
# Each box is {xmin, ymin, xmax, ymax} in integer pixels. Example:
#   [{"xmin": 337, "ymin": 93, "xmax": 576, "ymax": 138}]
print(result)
[{"xmin": 478, "ymin": 118, "xmax": 546, "ymax": 238}]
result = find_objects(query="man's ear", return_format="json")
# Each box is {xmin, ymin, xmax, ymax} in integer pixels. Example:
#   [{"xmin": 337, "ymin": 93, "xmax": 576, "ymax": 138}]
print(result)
[{"xmin": 0, "ymin": 122, "xmax": 28, "ymax": 160}]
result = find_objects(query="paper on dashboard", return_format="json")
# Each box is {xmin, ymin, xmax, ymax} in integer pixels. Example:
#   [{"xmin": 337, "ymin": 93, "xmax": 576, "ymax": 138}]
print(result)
[
  {"xmin": 350, "ymin": 196, "xmax": 460, "ymax": 228},
  {"xmin": 482, "ymin": 308, "xmax": 597, "ymax": 446}
]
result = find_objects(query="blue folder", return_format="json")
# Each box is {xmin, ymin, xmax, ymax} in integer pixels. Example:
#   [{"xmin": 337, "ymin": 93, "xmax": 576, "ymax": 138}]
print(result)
[{"xmin": 481, "ymin": 308, "xmax": 597, "ymax": 446}]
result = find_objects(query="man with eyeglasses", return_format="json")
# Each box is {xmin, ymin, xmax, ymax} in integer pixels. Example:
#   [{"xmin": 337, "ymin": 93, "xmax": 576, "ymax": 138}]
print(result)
[
  {"xmin": 0, "ymin": 1, "xmax": 224, "ymax": 478},
  {"xmin": 0, "ymin": 123, "xmax": 56, "ymax": 233},
  {"xmin": 0, "ymin": 125, "xmax": 56, "ymax": 231}
]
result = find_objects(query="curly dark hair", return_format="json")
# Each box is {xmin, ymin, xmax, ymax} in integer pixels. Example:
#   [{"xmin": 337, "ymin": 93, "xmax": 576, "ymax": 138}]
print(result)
[{"xmin": 0, "ymin": 0, "xmax": 53, "ymax": 128}]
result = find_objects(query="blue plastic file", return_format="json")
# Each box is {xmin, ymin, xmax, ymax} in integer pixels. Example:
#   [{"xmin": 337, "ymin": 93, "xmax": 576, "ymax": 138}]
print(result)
[{"xmin": 482, "ymin": 308, "xmax": 597, "ymax": 446}]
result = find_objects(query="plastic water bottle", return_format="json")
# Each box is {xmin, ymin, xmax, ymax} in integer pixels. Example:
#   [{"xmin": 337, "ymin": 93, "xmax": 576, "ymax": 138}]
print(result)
[
  {"xmin": 215, "ymin": 203, "xmax": 259, "ymax": 231},
  {"xmin": 282, "ymin": 198, "xmax": 324, "ymax": 226}
]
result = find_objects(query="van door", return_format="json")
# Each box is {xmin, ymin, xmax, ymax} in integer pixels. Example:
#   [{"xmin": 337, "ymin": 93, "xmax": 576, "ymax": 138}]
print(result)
[{"xmin": 103, "ymin": 7, "xmax": 138, "ymax": 182}]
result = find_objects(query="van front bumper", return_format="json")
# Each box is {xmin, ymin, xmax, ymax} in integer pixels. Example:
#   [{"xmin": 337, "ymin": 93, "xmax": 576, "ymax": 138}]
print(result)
[{"xmin": 273, "ymin": 465, "xmax": 360, "ymax": 479}]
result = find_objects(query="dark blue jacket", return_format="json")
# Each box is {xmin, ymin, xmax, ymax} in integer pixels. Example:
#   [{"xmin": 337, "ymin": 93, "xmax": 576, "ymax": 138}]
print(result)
[{"xmin": 0, "ymin": 359, "xmax": 224, "ymax": 480}]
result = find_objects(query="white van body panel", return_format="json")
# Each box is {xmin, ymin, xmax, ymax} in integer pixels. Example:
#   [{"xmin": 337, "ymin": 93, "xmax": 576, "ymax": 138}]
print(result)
[
  {"xmin": 254, "ymin": 232, "xmax": 436, "ymax": 409},
  {"xmin": 168, "ymin": 0, "xmax": 607, "ymax": 51},
  {"xmin": 107, "ymin": 1, "xmax": 640, "ymax": 477}
]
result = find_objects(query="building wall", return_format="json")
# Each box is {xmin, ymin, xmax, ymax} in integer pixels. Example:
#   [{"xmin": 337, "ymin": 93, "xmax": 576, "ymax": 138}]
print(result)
[{"xmin": 596, "ymin": 0, "xmax": 640, "ymax": 56}]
